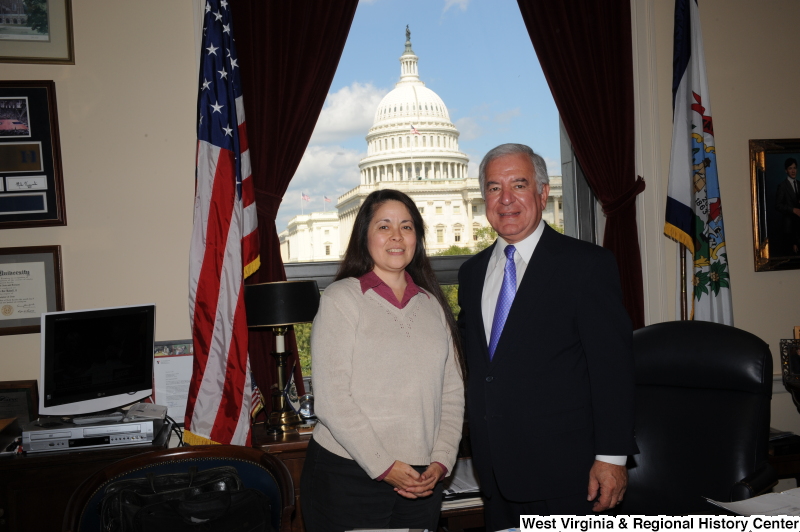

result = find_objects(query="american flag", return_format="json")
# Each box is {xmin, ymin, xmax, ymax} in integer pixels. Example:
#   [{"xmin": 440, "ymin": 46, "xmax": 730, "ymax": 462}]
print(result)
[
  {"xmin": 324, "ymin": 196, "xmax": 331, "ymax": 203},
  {"xmin": 186, "ymin": 0, "xmax": 260, "ymax": 446},
  {"xmin": 301, "ymin": 192, "xmax": 311, "ymax": 202},
  {"xmin": 410, "ymin": 124, "xmax": 420, "ymax": 135},
  {"xmin": 250, "ymin": 373, "xmax": 264, "ymax": 420}
]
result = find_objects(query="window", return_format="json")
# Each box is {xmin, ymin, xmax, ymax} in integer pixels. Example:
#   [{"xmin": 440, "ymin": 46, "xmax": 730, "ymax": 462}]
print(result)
[
  {"xmin": 435, "ymin": 206, "xmax": 443, "ymax": 215},
  {"xmin": 419, "ymin": 206, "xmax": 424, "ymax": 214},
  {"xmin": 473, "ymin": 226, "xmax": 478, "ymax": 241},
  {"xmin": 436, "ymin": 227, "xmax": 444, "ymax": 243},
  {"xmin": 325, "ymin": 244, "xmax": 331, "ymax": 256},
  {"xmin": 472, "ymin": 205, "xmax": 478, "ymax": 215},
  {"xmin": 453, "ymin": 205, "xmax": 460, "ymax": 214},
  {"xmin": 454, "ymin": 230, "xmax": 461, "ymax": 242},
  {"xmin": 324, "ymin": 229, "xmax": 329, "ymax": 236}
]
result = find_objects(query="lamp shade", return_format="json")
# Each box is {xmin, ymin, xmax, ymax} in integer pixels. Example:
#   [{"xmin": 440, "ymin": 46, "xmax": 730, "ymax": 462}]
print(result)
[{"xmin": 244, "ymin": 280, "xmax": 320, "ymax": 327}]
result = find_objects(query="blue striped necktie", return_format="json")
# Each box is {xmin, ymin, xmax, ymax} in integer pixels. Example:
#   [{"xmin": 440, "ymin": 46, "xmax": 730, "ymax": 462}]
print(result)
[{"xmin": 488, "ymin": 245, "xmax": 516, "ymax": 359}]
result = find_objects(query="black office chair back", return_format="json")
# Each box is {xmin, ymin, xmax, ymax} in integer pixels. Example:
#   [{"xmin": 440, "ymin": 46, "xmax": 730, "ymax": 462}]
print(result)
[
  {"xmin": 63, "ymin": 445, "xmax": 294, "ymax": 532},
  {"xmin": 620, "ymin": 321, "xmax": 773, "ymax": 515}
]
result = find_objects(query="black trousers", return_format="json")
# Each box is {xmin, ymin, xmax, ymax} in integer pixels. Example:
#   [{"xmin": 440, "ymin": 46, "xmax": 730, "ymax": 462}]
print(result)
[
  {"xmin": 483, "ymin": 468, "xmax": 595, "ymax": 532},
  {"xmin": 300, "ymin": 438, "xmax": 444, "ymax": 532}
]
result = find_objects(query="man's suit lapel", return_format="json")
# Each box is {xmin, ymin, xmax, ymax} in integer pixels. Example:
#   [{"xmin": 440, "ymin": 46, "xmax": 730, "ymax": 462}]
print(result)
[{"xmin": 489, "ymin": 225, "xmax": 561, "ymax": 367}]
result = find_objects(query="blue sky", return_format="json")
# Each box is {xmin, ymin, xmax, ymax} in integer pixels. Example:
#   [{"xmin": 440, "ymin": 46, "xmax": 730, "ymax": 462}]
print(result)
[{"xmin": 276, "ymin": 0, "xmax": 560, "ymax": 229}]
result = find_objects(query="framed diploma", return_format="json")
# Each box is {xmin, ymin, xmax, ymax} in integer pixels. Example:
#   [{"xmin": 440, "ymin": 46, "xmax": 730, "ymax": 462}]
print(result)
[
  {"xmin": 0, "ymin": 380, "xmax": 38, "ymax": 425},
  {"xmin": 0, "ymin": 80, "xmax": 66, "ymax": 229},
  {"xmin": 0, "ymin": 245, "xmax": 63, "ymax": 335}
]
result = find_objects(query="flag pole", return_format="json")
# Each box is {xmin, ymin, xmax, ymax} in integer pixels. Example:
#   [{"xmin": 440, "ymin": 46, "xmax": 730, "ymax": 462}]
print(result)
[{"xmin": 679, "ymin": 243, "xmax": 688, "ymax": 320}]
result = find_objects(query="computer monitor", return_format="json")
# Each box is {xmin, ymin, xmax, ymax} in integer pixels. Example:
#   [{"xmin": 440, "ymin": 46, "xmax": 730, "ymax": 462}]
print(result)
[{"xmin": 39, "ymin": 304, "xmax": 156, "ymax": 416}]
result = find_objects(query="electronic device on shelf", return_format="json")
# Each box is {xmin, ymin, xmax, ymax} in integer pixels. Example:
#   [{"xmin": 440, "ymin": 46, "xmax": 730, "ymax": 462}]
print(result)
[
  {"xmin": 39, "ymin": 304, "xmax": 156, "ymax": 417},
  {"xmin": 22, "ymin": 416, "xmax": 160, "ymax": 453}
]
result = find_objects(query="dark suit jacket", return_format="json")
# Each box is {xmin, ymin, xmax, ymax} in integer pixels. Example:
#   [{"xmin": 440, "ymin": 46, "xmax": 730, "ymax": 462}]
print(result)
[
  {"xmin": 457, "ymin": 225, "xmax": 637, "ymax": 502},
  {"xmin": 776, "ymin": 178, "xmax": 800, "ymax": 245}
]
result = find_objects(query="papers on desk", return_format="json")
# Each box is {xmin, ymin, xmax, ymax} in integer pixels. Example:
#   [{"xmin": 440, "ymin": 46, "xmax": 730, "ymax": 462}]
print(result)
[
  {"xmin": 707, "ymin": 487, "xmax": 800, "ymax": 515},
  {"xmin": 441, "ymin": 457, "xmax": 483, "ymax": 510},
  {"xmin": 442, "ymin": 457, "xmax": 480, "ymax": 499}
]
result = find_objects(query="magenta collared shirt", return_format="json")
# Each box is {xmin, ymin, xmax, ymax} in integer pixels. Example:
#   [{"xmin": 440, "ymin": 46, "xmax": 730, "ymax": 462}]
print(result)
[
  {"xmin": 358, "ymin": 270, "xmax": 447, "ymax": 482},
  {"xmin": 358, "ymin": 270, "xmax": 428, "ymax": 308}
]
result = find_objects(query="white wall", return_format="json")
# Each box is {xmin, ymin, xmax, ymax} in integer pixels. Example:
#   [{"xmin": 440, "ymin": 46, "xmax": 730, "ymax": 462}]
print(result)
[{"xmin": 0, "ymin": 1, "xmax": 197, "ymax": 380}]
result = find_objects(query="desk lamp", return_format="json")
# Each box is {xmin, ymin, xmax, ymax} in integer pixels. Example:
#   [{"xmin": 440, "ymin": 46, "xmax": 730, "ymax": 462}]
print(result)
[{"xmin": 244, "ymin": 280, "xmax": 320, "ymax": 434}]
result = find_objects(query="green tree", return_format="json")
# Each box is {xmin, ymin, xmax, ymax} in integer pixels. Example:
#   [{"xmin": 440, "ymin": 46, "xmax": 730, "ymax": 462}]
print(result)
[
  {"xmin": 294, "ymin": 323, "xmax": 312, "ymax": 376},
  {"xmin": 23, "ymin": 0, "xmax": 49, "ymax": 34}
]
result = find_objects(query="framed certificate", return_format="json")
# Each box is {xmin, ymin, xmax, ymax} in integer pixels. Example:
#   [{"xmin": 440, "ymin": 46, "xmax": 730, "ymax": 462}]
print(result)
[
  {"xmin": 0, "ymin": 245, "xmax": 64, "ymax": 335},
  {"xmin": 0, "ymin": 380, "xmax": 38, "ymax": 425},
  {"xmin": 0, "ymin": 80, "xmax": 66, "ymax": 229}
]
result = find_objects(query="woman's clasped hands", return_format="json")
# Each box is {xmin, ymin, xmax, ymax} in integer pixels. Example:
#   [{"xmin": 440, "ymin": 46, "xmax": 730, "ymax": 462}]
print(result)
[{"xmin": 383, "ymin": 461, "xmax": 444, "ymax": 499}]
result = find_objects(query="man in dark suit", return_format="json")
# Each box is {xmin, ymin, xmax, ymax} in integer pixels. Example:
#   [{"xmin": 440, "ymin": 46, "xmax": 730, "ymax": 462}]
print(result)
[
  {"xmin": 457, "ymin": 144, "xmax": 637, "ymax": 528},
  {"xmin": 776, "ymin": 157, "xmax": 800, "ymax": 255}
]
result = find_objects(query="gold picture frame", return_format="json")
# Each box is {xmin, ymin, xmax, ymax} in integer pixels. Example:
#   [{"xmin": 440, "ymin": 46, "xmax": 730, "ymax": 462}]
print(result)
[
  {"xmin": 0, "ymin": 0, "xmax": 74, "ymax": 65},
  {"xmin": 749, "ymin": 139, "xmax": 800, "ymax": 271}
]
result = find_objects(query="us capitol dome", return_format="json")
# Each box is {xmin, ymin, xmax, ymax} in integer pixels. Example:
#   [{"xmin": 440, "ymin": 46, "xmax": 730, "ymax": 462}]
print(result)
[
  {"xmin": 336, "ymin": 27, "xmax": 485, "ymax": 255},
  {"xmin": 279, "ymin": 29, "xmax": 562, "ymax": 262}
]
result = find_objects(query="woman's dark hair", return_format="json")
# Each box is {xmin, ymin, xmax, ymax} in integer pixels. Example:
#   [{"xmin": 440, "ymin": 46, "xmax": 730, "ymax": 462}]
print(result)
[
  {"xmin": 786, "ymin": 158, "xmax": 798, "ymax": 170},
  {"xmin": 336, "ymin": 189, "xmax": 465, "ymax": 379}
]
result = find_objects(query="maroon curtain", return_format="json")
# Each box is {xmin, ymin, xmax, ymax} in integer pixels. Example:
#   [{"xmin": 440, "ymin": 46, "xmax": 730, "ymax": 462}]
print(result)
[
  {"xmin": 231, "ymin": 1, "xmax": 359, "ymax": 405},
  {"xmin": 517, "ymin": 0, "xmax": 645, "ymax": 329}
]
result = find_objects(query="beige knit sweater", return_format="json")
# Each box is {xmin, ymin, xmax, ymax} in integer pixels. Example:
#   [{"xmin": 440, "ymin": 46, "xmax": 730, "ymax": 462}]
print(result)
[{"xmin": 310, "ymin": 277, "xmax": 465, "ymax": 479}]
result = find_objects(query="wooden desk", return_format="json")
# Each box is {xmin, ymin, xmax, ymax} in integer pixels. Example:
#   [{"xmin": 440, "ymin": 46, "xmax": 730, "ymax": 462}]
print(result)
[
  {"xmin": 0, "ymin": 440, "xmax": 168, "ymax": 531},
  {"xmin": 769, "ymin": 448, "xmax": 800, "ymax": 485},
  {"xmin": 251, "ymin": 424, "xmax": 484, "ymax": 532}
]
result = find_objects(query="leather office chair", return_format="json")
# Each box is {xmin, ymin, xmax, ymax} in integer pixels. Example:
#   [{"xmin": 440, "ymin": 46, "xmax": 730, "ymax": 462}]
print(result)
[
  {"xmin": 63, "ymin": 444, "xmax": 294, "ymax": 532},
  {"xmin": 618, "ymin": 321, "xmax": 777, "ymax": 515}
]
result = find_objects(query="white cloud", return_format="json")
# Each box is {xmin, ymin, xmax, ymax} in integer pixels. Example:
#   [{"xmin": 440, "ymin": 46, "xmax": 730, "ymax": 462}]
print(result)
[
  {"xmin": 443, "ymin": 0, "xmax": 469, "ymax": 14},
  {"xmin": 455, "ymin": 116, "xmax": 482, "ymax": 141},
  {"xmin": 276, "ymin": 145, "xmax": 365, "ymax": 229},
  {"xmin": 544, "ymin": 156, "xmax": 560, "ymax": 177},
  {"xmin": 493, "ymin": 107, "xmax": 521, "ymax": 124},
  {"xmin": 468, "ymin": 160, "xmax": 479, "ymax": 178},
  {"xmin": 309, "ymin": 82, "xmax": 388, "ymax": 145}
]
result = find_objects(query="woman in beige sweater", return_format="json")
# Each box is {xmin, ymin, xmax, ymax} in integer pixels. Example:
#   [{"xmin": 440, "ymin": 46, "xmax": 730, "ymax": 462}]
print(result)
[{"xmin": 300, "ymin": 189, "xmax": 465, "ymax": 532}]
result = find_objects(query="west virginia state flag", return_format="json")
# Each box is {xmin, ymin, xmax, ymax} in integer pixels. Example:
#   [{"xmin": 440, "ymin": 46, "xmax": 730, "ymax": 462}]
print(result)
[{"xmin": 665, "ymin": 0, "xmax": 732, "ymax": 325}]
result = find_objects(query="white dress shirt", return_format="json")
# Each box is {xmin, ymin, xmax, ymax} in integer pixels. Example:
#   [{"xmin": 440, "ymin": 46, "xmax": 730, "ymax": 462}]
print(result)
[{"xmin": 480, "ymin": 220, "xmax": 626, "ymax": 467}]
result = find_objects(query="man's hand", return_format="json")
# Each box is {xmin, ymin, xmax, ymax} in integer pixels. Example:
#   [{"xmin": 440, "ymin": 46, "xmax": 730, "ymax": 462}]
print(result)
[
  {"xmin": 383, "ymin": 461, "xmax": 436, "ymax": 499},
  {"xmin": 587, "ymin": 460, "xmax": 627, "ymax": 512}
]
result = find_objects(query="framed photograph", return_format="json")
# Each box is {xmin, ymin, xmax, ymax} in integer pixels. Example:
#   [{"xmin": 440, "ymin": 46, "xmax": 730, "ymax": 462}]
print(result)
[
  {"xmin": 0, "ymin": 0, "xmax": 74, "ymax": 64},
  {"xmin": 0, "ymin": 245, "xmax": 64, "ymax": 335},
  {"xmin": 749, "ymin": 139, "xmax": 800, "ymax": 271},
  {"xmin": 154, "ymin": 339, "xmax": 194, "ymax": 357},
  {"xmin": 0, "ymin": 81, "xmax": 65, "ymax": 229},
  {"xmin": 0, "ymin": 380, "xmax": 39, "ymax": 425}
]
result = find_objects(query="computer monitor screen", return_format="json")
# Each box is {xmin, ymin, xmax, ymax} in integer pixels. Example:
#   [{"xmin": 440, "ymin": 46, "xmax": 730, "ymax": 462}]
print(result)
[{"xmin": 39, "ymin": 304, "xmax": 156, "ymax": 416}]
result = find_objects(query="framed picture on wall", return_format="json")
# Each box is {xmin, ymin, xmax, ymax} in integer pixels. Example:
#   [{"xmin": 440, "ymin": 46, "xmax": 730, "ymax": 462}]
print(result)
[
  {"xmin": 749, "ymin": 138, "xmax": 800, "ymax": 271},
  {"xmin": 0, "ymin": 0, "xmax": 74, "ymax": 64},
  {"xmin": 0, "ymin": 80, "xmax": 66, "ymax": 229},
  {"xmin": 0, "ymin": 245, "xmax": 64, "ymax": 335}
]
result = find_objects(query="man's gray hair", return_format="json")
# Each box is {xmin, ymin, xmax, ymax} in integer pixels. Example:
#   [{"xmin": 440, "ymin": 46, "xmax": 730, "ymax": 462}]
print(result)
[{"xmin": 478, "ymin": 143, "xmax": 549, "ymax": 199}]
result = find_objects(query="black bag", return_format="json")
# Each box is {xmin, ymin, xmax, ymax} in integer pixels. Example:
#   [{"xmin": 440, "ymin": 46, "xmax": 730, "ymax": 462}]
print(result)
[{"xmin": 100, "ymin": 465, "xmax": 272, "ymax": 532}]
